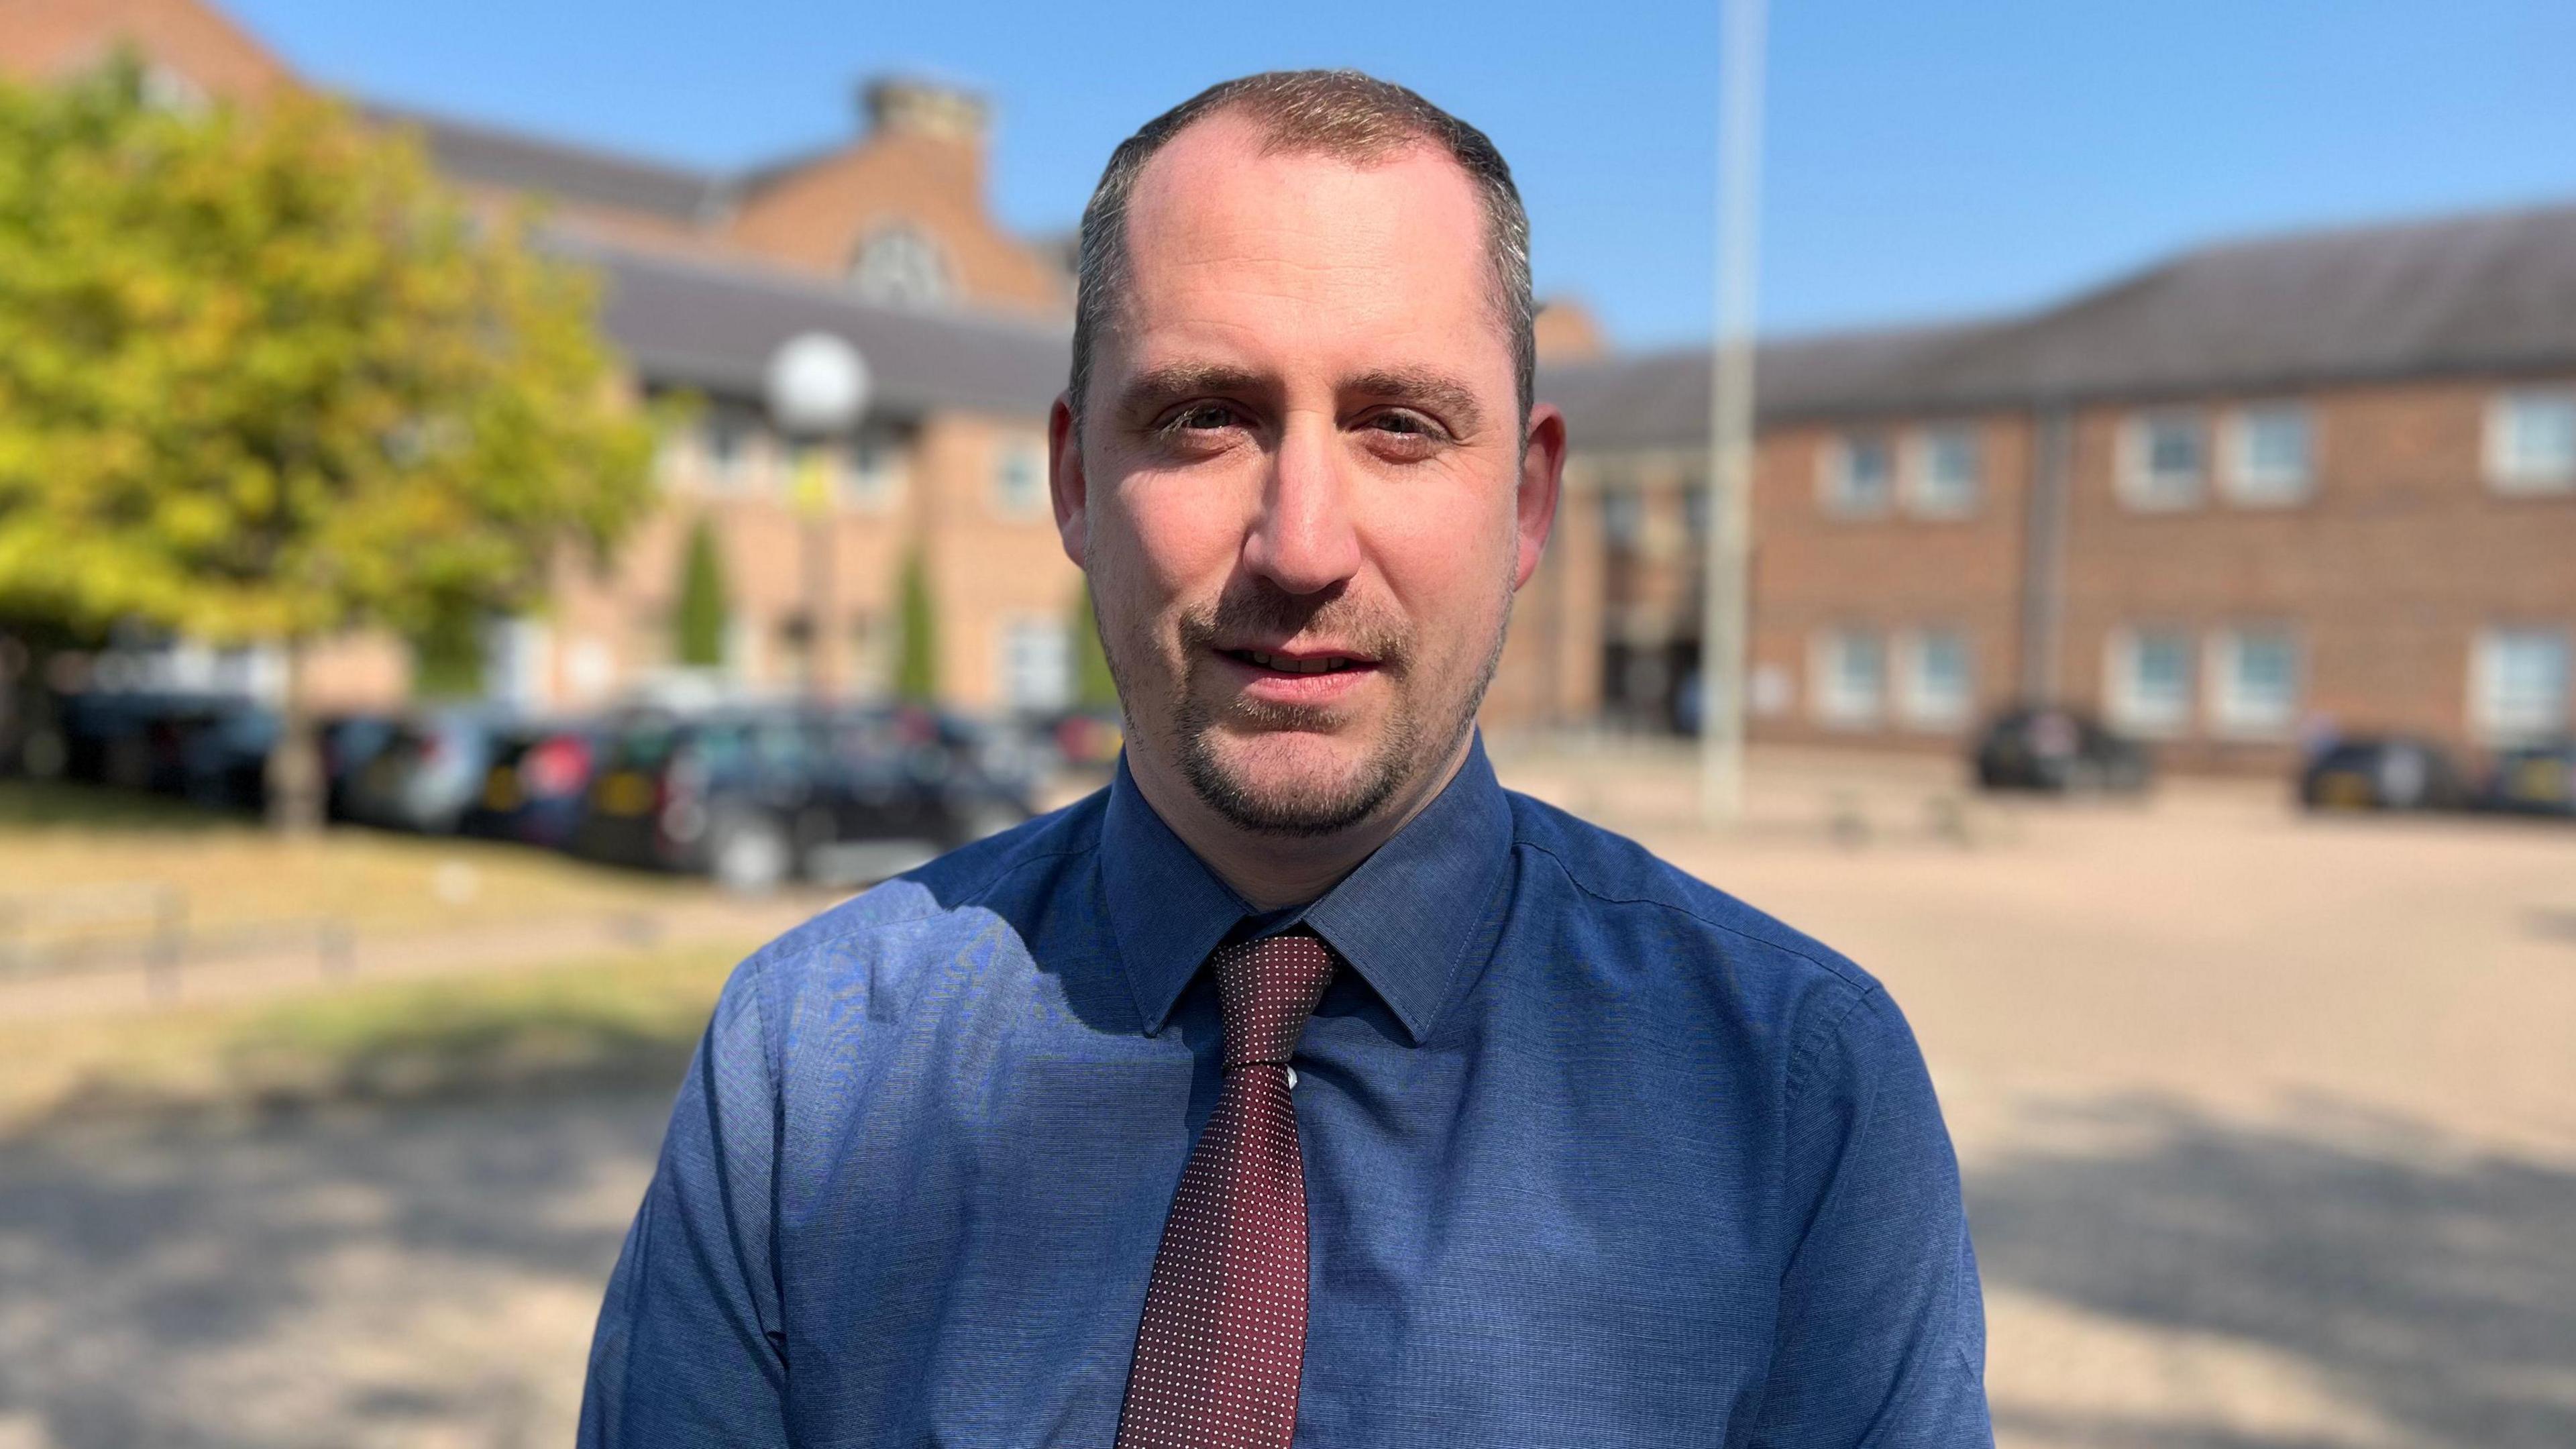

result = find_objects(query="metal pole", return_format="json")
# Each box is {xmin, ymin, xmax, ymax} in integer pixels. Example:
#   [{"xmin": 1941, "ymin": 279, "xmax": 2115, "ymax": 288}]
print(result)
[{"xmin": 1703, "ymin": 0, "xmax": 1767, "ymax": 823}]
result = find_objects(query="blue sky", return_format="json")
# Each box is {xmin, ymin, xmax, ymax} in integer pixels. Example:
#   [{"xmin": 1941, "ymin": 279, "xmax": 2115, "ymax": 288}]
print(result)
[{"xmin": 225, "ymin": 0, "xmax": 2576, "ymax": 350}]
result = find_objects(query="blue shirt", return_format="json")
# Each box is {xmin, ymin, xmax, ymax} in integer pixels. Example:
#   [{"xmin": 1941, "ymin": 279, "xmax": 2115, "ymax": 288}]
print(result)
[{"xmin": 581, "ymin": 739, "xmax": 1991, "ymax": 1446}]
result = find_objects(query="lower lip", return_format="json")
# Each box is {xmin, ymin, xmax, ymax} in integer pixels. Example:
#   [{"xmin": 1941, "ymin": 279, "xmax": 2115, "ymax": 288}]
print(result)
[{"xmin": 1212, "ymin": 651, "xmax": 1381, "ymax": 706}]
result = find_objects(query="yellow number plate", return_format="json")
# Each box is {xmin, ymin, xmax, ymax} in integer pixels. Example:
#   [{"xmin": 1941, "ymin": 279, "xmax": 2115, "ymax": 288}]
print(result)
[{"xmin": 594, "ymin": 771, "xmax": 655, "ymax": 816}]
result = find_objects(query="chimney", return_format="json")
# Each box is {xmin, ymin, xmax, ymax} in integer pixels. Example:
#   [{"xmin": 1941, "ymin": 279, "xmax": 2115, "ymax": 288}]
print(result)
[{"xmin": 861, "ymin": 76, "xmax": 989, "ymax": 146}]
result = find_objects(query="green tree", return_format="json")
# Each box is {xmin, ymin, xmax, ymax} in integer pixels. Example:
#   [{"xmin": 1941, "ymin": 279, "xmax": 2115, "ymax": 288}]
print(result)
[
  {"xmin": 674, "ymin": 515, "xmax": 728, "ymax": 669},
  {"xmin": 0, "ymin": 58, "xmax": 656, "ymax": 827},
  {"xmin": 894, "ymin": 547, "xmax": 936, "ymax": 702},
  {"xmin": 1071, "ymin": 578, "xmax": 1118, "ymax": 710}
]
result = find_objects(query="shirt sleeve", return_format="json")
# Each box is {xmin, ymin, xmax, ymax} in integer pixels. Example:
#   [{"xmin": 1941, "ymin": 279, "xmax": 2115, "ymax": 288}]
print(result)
[
  {"xmin": 1749, "ymin": 983, "xmax": 1992, "ymax": 1448},
  {"xmin": 579, "ymin": 958, "xmax": 790, "ymax": 1448}
]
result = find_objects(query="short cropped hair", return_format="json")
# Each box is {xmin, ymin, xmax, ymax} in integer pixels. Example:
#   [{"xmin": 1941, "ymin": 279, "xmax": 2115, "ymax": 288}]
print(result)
[{"xmin": 1068, "ymin": 69, "xmax": 1536, "ymax": 431}]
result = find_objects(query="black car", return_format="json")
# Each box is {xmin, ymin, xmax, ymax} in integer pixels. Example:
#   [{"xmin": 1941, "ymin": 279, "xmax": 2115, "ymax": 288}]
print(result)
[
  {"xmin": 568, "ymin": 704, "xmax": 1036, "ymax": 892},
  {"xmin": 2298, "ymin": 736, "xmax": 2470, "ymax": 812},
  {"xmin": 458, "ymin": 720, "xmax": 605, "ymax": 849},
  {"xmin": 2475, "ymin": 739, "xmax": 2576, "ymax": 817},
  {"xmin": 1972, "ymin": 706, "xmax": 2152, "ymax": 794}
]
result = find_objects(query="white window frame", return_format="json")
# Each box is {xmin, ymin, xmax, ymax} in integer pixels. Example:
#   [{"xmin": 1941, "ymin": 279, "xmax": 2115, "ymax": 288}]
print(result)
[
  {"xmin": 840, "ymin": 429, "xmax": 909, "ymax": 513},
  {"xmin": 2471, "ymin": 628, "xmax": 2571, "ymax": 743},
  {"xmin": 2206, "ymin": 627, "xmax": 2300, "ymax": 738},
  {"xmin": 1819, "ymin": 433, "xmax": 1896, "ymax": 518},
  {"xmin": 2120, "ymin": 410, "xmax": 2208, "ymax": 511},
  {"xmin": 2484, "ymin": 388, "xmax": 2576, "ymax": 494},
  {"xmin": 2223, "ymin": 402, "xmax": 2314, "ymax": 506},
  {"xmin": 2105, "ymin": 627, "xmax": 2195, "ymax": 737},
  {"xmin": 1897, "ymin": 629, "xmax": 1974, "ymax": 731},
  {"xmin": 991, "ymin": 435, "xmax": 1050, "ymax": 519},
  {"xmin": 1810, "ymin": 629, "xmax": 1886, "ymax": 729},
  {"xmin": 996, "ymin": 615, "xmax": 1074, "ymax": 712},
  {"xmin": 1906, "ymin": 424, "xmax": 1982, "ymax": 518}
]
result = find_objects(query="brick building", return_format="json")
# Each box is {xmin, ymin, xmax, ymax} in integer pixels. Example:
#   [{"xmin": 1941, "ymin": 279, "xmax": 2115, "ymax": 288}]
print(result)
[
  {"xmin": 1533, "ymin": 207, "xmax": 2576, "ymax": 770},
  {"xmin": 2, "ymin": 0, "xmax": 1089, "ymax": 715}
]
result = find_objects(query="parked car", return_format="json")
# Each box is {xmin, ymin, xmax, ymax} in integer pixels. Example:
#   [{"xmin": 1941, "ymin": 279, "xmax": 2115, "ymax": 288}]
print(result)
[
  {"xmin": 339, "ymin": 708, "xmax": 511, "ymax": 833},
  {"xmin": 1971, "ymin": 706, "xmax": 2152, "ymax": 794},
  {"xmin": 2297, "ymin": 736, "xmax": 2470, "ymax": 812},
  {"xmin": 2474, "ymin": 739, "xmax": 2576, "ymax": 817},
  {"xmin": 170, "ymin": 700, "xmax": 280, "ymax": 812},
  {"xmin": 319, "ymin": 713, "xmax": 400, "ymax": 821},
  {"xmin": 54, "ymin": 690, "xmax": 272, "ymax": 806},
  {"xmin": 568, "ymin": 704, "xmax": 1036, "ymax": 892},
  {"xmin": 458, "ymin": 720, "xmax": 604, "ymax": 849}
]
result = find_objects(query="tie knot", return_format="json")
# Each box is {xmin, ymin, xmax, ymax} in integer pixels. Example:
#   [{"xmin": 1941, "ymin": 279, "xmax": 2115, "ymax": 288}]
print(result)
[{"xmin": 1211, "ymin": 931, "xmax": 1337, "ymax": 1067}]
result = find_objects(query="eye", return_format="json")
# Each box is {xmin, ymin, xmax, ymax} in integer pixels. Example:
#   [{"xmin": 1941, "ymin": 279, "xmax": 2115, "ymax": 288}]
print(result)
[
  {"xmin": 1369, "ymin": 412, "xmax": 1432, "ymax": 435},
  {"xmin": 1163, "ymin": 401, "xmax": 1246, "ymax": 434}
]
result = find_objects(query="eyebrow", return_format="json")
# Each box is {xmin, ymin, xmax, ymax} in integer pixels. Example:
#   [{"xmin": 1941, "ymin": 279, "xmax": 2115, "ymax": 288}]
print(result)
[
  {"xmin": 1346, "ymin": 367, "xmax": 1486, "ymax": 437},
  {"xmin": 1114, "ymin": 364, "xmax": 1269, "ymax": 425},
  {"xmin": 1110, "ymin": 362, "xmax": 1490, "ymax": 437}
]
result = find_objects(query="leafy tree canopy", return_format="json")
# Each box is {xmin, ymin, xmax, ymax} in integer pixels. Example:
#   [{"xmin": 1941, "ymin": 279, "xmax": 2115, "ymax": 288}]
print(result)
[{"xmin": 0, "ymin": 56, "xmax": 656, "ymax": 649}]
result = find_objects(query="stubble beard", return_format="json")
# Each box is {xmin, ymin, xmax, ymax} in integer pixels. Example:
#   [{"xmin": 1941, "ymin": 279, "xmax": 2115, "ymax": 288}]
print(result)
[{"xmin": 1103, "ymin": 582, "xmax": 1511, "ymax": 839}]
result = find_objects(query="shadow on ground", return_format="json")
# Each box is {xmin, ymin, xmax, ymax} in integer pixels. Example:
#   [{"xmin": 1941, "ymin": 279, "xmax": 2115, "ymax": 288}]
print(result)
[
  {"xmin": 0, "ymin": 1089, "xmax": 674, "ymax": 1449},
  {"xmin": 1970, "ymin": 1095, "xmax": 2576, "ymax": 1449}
]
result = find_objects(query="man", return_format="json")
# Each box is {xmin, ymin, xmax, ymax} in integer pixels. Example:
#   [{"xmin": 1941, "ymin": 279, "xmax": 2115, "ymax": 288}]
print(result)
[{"xmin": 582, "ymin": 70, "xmax": 1990, "ymax": 1448}]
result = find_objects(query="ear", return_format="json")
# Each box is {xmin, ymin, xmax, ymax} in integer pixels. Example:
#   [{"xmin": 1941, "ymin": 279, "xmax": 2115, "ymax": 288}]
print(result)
[
  {"xmin": 1511, "ymin": 402, "xmax": 1567, "ymax": 590},
  {"xmin": 1047, "ymin": 392, "xmax": 1089, "ymax": 568}
]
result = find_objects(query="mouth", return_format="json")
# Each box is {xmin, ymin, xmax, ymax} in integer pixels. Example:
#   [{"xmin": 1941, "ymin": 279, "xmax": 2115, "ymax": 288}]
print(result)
[{"xmin": 1217, "ymin": 647, "xmax": 1377, "ymax": 676}]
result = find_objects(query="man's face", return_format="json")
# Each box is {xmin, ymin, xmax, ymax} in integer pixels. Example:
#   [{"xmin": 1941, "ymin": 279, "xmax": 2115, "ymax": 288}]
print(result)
[{"xmin": 1051, "ymin": 112, "xmax": 1561, "ymax": 837}]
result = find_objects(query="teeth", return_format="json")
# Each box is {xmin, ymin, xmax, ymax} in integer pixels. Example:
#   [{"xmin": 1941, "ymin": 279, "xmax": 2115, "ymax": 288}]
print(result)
[{"xmin": 1243, "ymin": 651, "xmax": 1354, "ymax": 675}]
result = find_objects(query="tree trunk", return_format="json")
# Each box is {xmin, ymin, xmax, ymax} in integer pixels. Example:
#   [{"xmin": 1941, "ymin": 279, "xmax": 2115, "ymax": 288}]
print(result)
[{"xmin": 265, "ymin": 638, "xmax": 325, "ymax": 834}]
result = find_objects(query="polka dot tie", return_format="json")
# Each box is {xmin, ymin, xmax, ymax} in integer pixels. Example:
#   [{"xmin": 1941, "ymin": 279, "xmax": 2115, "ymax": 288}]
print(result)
[{"xmin": 1115, "ymin": 931, "xmax": 1338, "ymax": 1449}]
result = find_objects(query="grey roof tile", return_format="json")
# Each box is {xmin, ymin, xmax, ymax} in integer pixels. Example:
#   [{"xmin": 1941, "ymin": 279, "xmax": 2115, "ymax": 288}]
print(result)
[{"xmin": 556, "ymin": 236, "xmax": 1070, "ymax": 420}]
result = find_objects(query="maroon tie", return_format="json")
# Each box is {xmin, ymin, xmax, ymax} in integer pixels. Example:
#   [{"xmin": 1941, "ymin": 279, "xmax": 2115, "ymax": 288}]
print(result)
[{"xmin": 1116, "ymin": 932, "xmax": 1338, "ymax": 1449}]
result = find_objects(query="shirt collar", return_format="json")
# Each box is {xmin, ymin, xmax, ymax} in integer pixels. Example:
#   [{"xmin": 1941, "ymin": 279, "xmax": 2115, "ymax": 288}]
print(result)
[{"xmin": 1101, "ymin": 735, "xmax": 1513, "ymax": 1046}]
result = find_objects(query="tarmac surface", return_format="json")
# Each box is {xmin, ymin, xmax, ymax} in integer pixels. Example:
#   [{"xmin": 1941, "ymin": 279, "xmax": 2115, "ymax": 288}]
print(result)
[{"xmin": 3, "ymin": 743, "xmax": 2572, "ymax": 1448}]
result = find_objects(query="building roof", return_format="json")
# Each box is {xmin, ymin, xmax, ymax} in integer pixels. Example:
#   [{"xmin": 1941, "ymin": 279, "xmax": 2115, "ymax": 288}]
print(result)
[
  {"xmin": 366, "ymin": 103, "xmax": 727, "ymax": 223},
  {"xmin": 1540, "ymin": 320, "xmax": 2002, "ymax": 451},
  {"xmin": 1552, "ymin": 201, "xmax": 2576, "ymax": 449},
  {"xmin": 562, "ymin": 235, "xmax": 1071, "ymax": 419}
]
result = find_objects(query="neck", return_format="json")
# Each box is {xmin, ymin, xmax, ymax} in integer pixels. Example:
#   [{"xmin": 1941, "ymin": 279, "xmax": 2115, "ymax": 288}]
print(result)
[{"xmin": 1127, "ymin": 732, "xmax": 1476, "ymax": 912}]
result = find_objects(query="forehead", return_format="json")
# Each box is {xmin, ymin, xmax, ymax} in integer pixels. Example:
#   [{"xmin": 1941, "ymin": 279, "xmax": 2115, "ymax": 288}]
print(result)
[{"xmin": 1112, "ymin": 111, "xmax": 1508, "ymax": 386}]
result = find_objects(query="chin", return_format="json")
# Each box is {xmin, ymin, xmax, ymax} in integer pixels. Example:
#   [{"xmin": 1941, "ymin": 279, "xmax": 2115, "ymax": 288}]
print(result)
[{"xmin": 1180, "ymin": 725, "xmax": 1406, "ymax": 837}]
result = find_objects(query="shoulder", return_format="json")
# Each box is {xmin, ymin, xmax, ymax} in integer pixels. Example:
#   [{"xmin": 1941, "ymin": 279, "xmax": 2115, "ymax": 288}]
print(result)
[
  {"xmin": 716, "ymin": 787, "xmax": 1108, "ymax": 1022},
  {"xmin": 1503, "ymin": 788, "xmax": 1890, "ymax": 1028}
]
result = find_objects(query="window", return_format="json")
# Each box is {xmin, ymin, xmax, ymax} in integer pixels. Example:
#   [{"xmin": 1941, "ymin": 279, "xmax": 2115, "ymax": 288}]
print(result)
[
  {"xmin": 2208, "ymin": 628, "xmax": 2299, "ymax": 736},
  {"xmin": 2487, "ymin": 390, "xmax": 2576, "ymax": 493},
  {"xmin": 702, "ymin": 407, "xmax": 761, "ymax": 493},
  {"xmin": 1899, "ymin": 630, "xmax": 1973, "ymax": 729},
  {"xmin": 992, "ymin": 436, "xmax": 1048, "ymax": 517},
  {"xmin": 1822, "ymin": 433, "xmax": 1895, "ymax": 516},
  {"xmin": 1681, "ymin": 478, "xmax": 1711, "ymax": 540},
  {"xmin": 1811, "ymin": 630, "xmax": 1886, "ymax": 727},
  {"xmin": 841, "ymin": 428, "xmax": 908, "ymax": 512},
  {"xmin": 998, "ymin": 617, "xmax": 1073, "ymax": 712},
  {"xmin": 1601, "ymin": 486, "xmax": 1644, "ymax": 551},
  {"xmin": 2122, "ymin": 411, "xmax": 2207, "ymax": 510},
  {"xmin": 2473, "ymin": 629, "xmax": 2571, "ymax": 741},
  {"xmin": 849, "ymin": 225, "xmax": 953, "ymax": 308},
  {"xmin": 2108, "ymin": 629, "xmax": 2194, "ymax": 734},
  {"xmin": 2226, "ymin": 403, "xmax": 2312, "ymax": 505},
  {"xmin": 1910, "ymin": 426, "xmax": 1981, "ymax": 516}
]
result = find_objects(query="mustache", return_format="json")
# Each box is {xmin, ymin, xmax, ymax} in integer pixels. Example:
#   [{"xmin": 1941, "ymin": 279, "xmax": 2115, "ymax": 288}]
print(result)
[{"xmin": 1175, "ymin": 584, "xmax": 1411, "ymax": 670}]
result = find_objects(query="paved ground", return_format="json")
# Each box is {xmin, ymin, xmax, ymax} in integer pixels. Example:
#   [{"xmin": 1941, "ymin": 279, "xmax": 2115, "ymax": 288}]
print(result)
[{"xmin": 3, "ymin": 743, "xmax": 2573, "ymax": 1447}]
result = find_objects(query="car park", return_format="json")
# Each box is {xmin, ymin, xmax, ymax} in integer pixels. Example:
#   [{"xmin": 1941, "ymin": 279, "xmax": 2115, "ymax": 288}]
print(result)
[
  {"xmin": 2474, "ymin": 739, "xmax": 2576, "ymax": 818},
  {"xmin": 457, "ymin": 720, "xmax": 604, "ymax": 848},
  {"xmin": 1971, "ymin": 706, "xmax": 2153, "ymax": 794},
  {"xmin": 2297, "ymin": 736, "xmax": 2471, "ymax": 813},
  {"xmin": 568, "ymin": 704, "xmax": 1036, "ymax": 892},
  {"xmin": 338, "ymin": 708, "xmax": 511, "ymax": 834}
]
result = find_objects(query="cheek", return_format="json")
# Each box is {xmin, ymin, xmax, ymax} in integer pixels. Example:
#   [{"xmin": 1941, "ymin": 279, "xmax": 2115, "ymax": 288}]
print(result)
[
  {"xmin": 1363, "ymin": 483, "xmax": 1515, "ymax": 640},
  {"xmin": 1105, "ymin": 474, "xmax": 1247, "ymax": 614}
]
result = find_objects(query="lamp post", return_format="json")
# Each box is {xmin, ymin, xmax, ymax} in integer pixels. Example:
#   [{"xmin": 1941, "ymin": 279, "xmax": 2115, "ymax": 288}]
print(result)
[
  {"xmin": 765, "ymin": 332, "xmax": 872, "ymax": 700},
  {"xmin": 1701, "ymin": 0, "xmax": 1766, "ymax": 823}
]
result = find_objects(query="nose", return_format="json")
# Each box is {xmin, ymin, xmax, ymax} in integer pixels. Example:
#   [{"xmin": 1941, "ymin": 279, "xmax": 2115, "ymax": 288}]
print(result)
[{"xmin": 1242, "ymin": 413, "xmax": 1362, "ymax": 596}]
